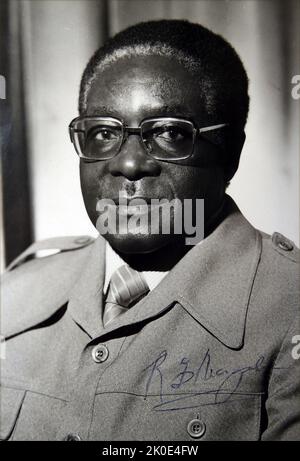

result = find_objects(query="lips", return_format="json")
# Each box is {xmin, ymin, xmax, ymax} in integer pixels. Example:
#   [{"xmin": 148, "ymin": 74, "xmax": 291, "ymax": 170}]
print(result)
[
  {"xmin": 96, "ymin": 196, "xmax": 171, "ymax": 217},
  {"xmin": 111, "ymin": 196, "xmax": 153, "ymax": 205},
  {"xmin": 117, "ymin": 204, "xmax": 151, "ymax": 216}
]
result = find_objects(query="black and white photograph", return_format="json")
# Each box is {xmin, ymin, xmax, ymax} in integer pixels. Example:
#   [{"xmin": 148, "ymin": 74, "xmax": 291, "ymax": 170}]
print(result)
[{"xmin": 0, "ymin": 0, "xmax": 299, "ymax": 444}]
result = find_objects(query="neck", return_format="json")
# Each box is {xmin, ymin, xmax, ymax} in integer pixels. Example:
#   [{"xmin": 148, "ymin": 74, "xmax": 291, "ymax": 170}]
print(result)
[{"xmin": 117, "ymin": 236, "xmax": 190, "ymax": 272}]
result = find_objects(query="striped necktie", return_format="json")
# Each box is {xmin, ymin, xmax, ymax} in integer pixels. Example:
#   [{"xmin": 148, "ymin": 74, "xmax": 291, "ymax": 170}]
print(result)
[{"xmin": 103, "ymin": 264, "xmax": 150, "ymax": 327}]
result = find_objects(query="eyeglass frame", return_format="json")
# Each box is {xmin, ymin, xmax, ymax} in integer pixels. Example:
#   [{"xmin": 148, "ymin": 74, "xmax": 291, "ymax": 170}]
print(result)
[{"xmin": 68, "ymin": 115, "xmax": 229, "ymax": 163}]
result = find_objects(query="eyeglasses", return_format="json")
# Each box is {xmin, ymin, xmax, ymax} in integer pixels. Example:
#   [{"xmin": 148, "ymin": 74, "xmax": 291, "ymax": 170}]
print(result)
[{"xmin": 68, "ymin": 116, "xmax": 228, "ymax": 162}]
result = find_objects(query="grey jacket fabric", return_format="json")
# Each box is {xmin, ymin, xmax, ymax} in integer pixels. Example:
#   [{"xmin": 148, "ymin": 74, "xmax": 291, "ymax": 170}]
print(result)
[{"xmin": 1, "ymin": 199, "xmax": 299, "ymax": 441}]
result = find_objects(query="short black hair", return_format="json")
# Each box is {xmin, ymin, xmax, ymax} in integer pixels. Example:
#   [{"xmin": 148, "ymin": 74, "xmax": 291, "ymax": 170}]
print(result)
[{"xmin": 79, "ymin": 19, "xmax": 249, "ymax": 130}]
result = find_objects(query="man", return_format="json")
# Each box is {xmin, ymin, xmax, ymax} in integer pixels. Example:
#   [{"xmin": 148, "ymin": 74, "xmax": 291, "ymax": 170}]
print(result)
[{"xmin": 1, "ymin": 20, "xmax": 299, "ymax": 441}]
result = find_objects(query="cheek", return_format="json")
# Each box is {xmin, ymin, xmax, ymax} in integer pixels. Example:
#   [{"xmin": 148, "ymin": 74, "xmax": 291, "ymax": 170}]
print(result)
[
  {"xmin": 175, "ymin": 167, "xmax": 225, "ymax": 222},
  {"xmin": 170, "ymin": 166, "xmax": 224, "ymax": 200},
  {"xmin": 79, "ymin": 163, "xmax": 103, "ymax": 221}
]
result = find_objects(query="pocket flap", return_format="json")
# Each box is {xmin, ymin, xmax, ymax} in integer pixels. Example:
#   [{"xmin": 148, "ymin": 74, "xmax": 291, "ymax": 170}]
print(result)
[{"xmin": 0, "ymin": 387, "xmax": 26, "ymax": 440}]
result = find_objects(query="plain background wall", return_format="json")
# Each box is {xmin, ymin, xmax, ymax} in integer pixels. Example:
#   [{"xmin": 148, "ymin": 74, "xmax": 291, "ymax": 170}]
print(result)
[{"xmin": 11, "ymin": 0, "xmax": 300, "ymax": 247}]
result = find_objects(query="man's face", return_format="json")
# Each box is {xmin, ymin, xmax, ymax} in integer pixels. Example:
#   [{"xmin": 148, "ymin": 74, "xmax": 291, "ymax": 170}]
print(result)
[{"xmin": 80, "ymin": 55, "xmax": 226, "ymax": 254}]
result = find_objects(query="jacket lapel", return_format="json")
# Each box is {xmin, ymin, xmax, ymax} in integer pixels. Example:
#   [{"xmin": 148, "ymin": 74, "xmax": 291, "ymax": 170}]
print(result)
[
  {"xmin": 67, "ymin": 236, "xmax": 105, "ymax": 338},
  {"xmin": 173, "ymin": 204, "xmax": 262, "ymax": 349}
]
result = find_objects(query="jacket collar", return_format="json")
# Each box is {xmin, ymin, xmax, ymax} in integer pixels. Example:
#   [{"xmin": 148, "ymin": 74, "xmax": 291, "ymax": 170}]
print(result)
[
  {"xmin": 172, "ymin": 200, "xmax": 262, "ymax": 349},
  {"xmin": 67, "ymin": 236, "xmax": 105, "ymax": 338},
  {"xmin": 68, "ymin": 196, "xmax": 262, "ymax": 349}
]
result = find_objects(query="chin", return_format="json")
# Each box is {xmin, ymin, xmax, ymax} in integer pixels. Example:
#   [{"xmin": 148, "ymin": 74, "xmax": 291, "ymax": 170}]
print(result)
[{"xmin": 103, "ymin": 232, "xmax": 174, "ymax": 255}]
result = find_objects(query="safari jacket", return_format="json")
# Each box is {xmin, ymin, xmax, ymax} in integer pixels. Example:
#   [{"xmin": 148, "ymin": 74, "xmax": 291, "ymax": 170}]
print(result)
[{"xmin": 1, "ymin": 199, "xmax": 299, "ymax": 441}]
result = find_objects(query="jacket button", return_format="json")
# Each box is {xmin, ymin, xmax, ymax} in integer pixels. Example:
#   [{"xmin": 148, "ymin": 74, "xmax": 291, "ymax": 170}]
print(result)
[
  {"xmin": 64, "ymin": 433, "xmax": 81, "ymax": 441},
  {"xmin": 277, "ymin": 240, "xmax": 293, "ymax": 251},
  {"xmin": 92, "ymin": 344, "xmax": 109, "ymax": 363},
  {"xmin": 187, "ymin": 418, "xmax": 206, "ymax": 439}
]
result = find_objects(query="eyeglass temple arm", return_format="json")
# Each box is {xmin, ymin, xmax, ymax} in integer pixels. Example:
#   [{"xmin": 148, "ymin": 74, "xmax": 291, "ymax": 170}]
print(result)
[
  {"xmin": 126, "ymin": 124, "xmax": 228, "ymax": 134},
  {"xmin": 198, "ymin": 123, "xmax": 228, "ymax": 134}
]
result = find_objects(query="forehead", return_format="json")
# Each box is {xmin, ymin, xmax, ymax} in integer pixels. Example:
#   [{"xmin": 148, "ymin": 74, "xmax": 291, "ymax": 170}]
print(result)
[{"xmin": 86, "ymin": 55, "xmax": 208, "ymax": 123}]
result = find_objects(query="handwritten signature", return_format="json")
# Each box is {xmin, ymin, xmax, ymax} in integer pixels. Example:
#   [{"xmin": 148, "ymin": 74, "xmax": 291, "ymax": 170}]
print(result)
[{"xmin": 142, "ymin": 349, "xmax": 265, "ymax": 411}]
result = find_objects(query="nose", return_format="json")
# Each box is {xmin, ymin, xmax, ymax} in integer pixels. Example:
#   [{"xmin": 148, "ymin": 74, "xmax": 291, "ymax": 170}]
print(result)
[{"xmin": 108, "ymin": 136, "xmax": 161, "ymax": 181}]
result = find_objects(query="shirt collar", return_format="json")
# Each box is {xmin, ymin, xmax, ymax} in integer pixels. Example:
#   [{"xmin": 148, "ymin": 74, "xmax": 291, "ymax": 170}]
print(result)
[{"xmin": 104, "ymin": 241, "xmax": 168, "ymax": 293}]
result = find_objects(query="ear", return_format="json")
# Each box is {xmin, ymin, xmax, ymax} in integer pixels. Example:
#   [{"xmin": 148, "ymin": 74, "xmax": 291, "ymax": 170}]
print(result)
[{"xmin": 223, "ymin": 130, "xmax": 246, "ymax": 183}]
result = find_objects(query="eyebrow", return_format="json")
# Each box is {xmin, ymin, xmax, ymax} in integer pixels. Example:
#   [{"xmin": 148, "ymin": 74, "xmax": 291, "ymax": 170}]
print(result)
[
  {"xmin": 87, "ymin": 105, "xmax": 120, "ymax": 116},
  {"xmin": 158, "ymin": 105, "xmax": 195, "ymax": 118},
  {"xmin": 87, "ymin": 104, "xmax": 196, "ymax": 120}
]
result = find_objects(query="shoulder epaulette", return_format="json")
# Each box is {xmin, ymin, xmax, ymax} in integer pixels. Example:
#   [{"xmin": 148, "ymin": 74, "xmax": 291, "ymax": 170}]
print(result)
[
  {"xmin": 6, "ymin": 235, "xmax": 95, "ymax": 271},
  {"xmin": 271, "ymin": 232, "xmax": 299, "ymax": 263}
]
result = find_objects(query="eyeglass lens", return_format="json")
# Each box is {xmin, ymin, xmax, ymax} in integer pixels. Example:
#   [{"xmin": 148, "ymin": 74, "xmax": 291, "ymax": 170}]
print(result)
[
  {"xmin": 73, "ymin": 118, "xmax": 195, "ymax": 161},
  {"xmin": 141, "ymin": 119, "xmax": 194, "ymax": 160}
]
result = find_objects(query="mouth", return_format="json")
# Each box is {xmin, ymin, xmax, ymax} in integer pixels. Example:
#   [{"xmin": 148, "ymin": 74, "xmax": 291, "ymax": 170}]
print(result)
[
  {"xmin": 96, "ymin": 196, "xmax": 170, "ymax": 217},
  {"xmin": 111, "ymin": 196, "xmax": 153, "ymax": 205}
]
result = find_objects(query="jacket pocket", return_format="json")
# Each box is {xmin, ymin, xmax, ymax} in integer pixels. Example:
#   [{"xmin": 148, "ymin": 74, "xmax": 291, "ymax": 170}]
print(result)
[
  {"xmin": 92, "ymin": 391, "xmax": 262, "ymax": 440},
  {"xmin": 139, "ymin": 391, "xmax": 263, "ymax": 440},
  {"xmin": 0, "ymin": 386, "xmax": 26, "ymax": 440}
]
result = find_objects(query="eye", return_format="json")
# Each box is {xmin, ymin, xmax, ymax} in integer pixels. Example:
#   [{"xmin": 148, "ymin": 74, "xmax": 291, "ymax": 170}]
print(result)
[
  {"xmin": 93, "ymin": 128, "xmax": 119, "ymax": 142},
  {"xmin": 154, "ymin": 126, "xmax": 186, "ymax": 143}
]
